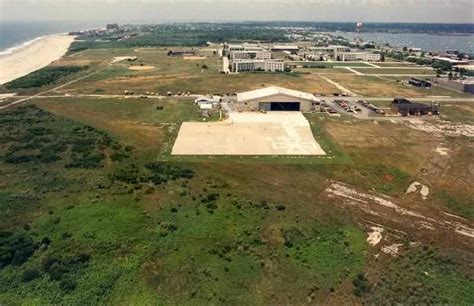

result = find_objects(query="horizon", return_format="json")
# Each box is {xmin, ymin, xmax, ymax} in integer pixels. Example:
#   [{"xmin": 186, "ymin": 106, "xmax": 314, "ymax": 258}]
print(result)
[{"xmin": 1, "ymin": 0, "xmax": 473, "ymax": 24}]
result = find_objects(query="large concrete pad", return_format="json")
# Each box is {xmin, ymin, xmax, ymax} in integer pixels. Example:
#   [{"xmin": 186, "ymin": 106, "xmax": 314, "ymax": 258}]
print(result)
[{"xmin": 171, "ymin": 112, "xmax": 326, "ymax": 156}]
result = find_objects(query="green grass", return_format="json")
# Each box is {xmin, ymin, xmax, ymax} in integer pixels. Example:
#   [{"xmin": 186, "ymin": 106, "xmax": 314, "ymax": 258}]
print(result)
[
  {"xmin": 291, "ymin": 62, "xmax": 372, "ymax": 68},
  {"xmin": 353, "ymin": 68, "xmax": 436, "ymax": 75}
]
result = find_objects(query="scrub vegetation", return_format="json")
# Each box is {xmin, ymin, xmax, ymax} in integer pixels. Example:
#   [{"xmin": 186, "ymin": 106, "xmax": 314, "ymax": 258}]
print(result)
[{"xmin": 5, "ymin": 66, "xmax": 89, "ymax": 89}]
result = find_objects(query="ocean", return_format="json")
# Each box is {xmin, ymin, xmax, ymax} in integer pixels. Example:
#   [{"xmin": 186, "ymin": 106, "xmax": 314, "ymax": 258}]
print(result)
[
  {"xmin": 0, "ymin": 21, "xmax": 103, "ymax": 56},
  {"xmin": 340, "ymin": 32, "xmax": 474, "ymax": 54}
]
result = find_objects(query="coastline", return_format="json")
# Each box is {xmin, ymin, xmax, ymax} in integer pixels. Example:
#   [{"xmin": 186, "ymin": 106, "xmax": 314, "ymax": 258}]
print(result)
[{"xmin": 0, "ymin": 34, "xmax": 76, "ymax": 85}]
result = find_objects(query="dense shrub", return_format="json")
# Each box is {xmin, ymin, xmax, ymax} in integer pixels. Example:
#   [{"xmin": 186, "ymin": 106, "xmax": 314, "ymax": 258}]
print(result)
[
  {"xmin": 6, "ymin": 66, "xmax": 88, "ymax": 89},
  {"xmin": 0, "ymin": 105, "xmax": 128, "ymax": 169},
  {"xmin": 353, "ymin": 272, "xmax": 371, "ymax": 296},
  {"xmin": 110, "ymin": 162, "xmax": 195, "ymax": 186},
  {"xmin": 0, "ymin": 231, "xmax": 39, "ymax": 269},
  {"xmin": 42, "ymin": 253, "xmax": 90, "ymax": 291},
  {"xmin": 21, "ymin": 269, "xmax": 41, "ymax": 282}
]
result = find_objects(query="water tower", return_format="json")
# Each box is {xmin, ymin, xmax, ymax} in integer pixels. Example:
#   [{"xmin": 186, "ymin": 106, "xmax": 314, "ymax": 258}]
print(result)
[{"xmin": 356, "ymin": 22, "xmax": 364, "ymax": 43}]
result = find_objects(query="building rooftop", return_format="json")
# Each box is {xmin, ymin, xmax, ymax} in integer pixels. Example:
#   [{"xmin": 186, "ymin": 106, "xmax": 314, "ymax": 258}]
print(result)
[
  {"xmin": 271, "ymin": 45, "xmax": 299, "ymax": 50},
  {"xmin": 237, "ymin": 86, "xmax": 318, "ymax": 102}
]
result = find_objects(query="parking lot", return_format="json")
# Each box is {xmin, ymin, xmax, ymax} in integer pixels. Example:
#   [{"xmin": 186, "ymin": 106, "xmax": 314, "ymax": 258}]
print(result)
[{"xmin": 171, "ymin": 112, "xmax": 326, "ymax": 156}]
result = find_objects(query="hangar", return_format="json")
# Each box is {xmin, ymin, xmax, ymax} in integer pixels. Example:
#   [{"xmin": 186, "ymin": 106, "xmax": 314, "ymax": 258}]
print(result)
[{"xmin": 235, "ymin": 86, "xmax": 320, "ymax": 112}]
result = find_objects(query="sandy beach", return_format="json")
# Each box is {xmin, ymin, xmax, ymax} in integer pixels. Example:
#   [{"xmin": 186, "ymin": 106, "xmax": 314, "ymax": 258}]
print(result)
[{"xmin": 0, "ymin": 35, "xmax": 76, "ymax": 85}]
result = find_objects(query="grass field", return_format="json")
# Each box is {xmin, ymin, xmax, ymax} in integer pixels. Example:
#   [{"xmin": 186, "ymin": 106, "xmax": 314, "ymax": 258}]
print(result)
[
  {"xmin": 290, "ymin": 62, "xmax": 373, "ymax": 68},
  {"xmin": 353, "ymin": 68, "xmax": 436, "ymax": 75},
  {"xmin": 323, "ymin": 74, "xmax": 470, "ymax": 97},
  {"xmin": 374, "ymin": 62, "xmax": 421, "ymax": 67}
]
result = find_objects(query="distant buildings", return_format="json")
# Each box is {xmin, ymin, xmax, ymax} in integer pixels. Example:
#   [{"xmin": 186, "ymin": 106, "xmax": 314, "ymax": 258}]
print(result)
[{"xmin": 106, "ymin": 24, "xmax": 119, "ymax": 31}]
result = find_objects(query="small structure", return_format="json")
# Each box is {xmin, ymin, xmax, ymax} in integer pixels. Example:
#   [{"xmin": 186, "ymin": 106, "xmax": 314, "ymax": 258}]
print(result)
[
  {"xmin": 236, "ymin": 86, "xmax": 320, "ymax": 112},
  {"xmin": 409, "ymin": 77, "xmax": 432, "ymax": 88},
  {"xmin": 168, "ymin": 50, "xmax": 196, "ymax": 57},
  {"xmin": 194, "ymin": 95, "xmax": 221, "ymax": 110},
  {"xmin": 391, "ymin": 97, "xmax": 438, "ymax": 116}
]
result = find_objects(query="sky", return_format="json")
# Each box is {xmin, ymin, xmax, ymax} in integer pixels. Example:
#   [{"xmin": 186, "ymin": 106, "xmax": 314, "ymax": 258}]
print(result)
[{"xmin": 0, "ymin": 0, "xmax": 473, "ymax": 23}]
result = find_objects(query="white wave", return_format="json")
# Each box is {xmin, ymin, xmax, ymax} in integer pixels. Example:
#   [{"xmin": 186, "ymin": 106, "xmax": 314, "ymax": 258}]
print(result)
[{"xmin": 0, "ymin": 33, "xmax": 67, "ymax": 57}]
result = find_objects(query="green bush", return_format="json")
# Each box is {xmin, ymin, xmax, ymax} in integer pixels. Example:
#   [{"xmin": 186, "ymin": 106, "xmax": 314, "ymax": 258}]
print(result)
[{"xmin": 21, "ymin": 269, "xmax": 41, "ymax": 282}]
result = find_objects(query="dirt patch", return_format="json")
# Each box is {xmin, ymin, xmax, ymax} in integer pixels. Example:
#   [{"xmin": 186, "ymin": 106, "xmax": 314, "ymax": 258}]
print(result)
[
  {"xmin": 381, "ymin": 243, "xmax": 403, "ymax": 256},
  {"xmin": 435, "ymin": 147, "xmax": 449, "ymax": 156},
  {"xmin": 183, "ymin": 56, "xmax": 207, "ymax": 60},
  {"xmin": 367, "ymin": 226, "xmax": 384, "ymax": 246},
  {"xmin": 128, "ymin": 65, "xmax": 155, "ymax": 71},
  {"xmin": 324, "ymin": 181, "xmax": 474, "ymax": 239},
  {"xmin": 406, "ymin": 182, "xmax": 430, "ymax": 200},
  {"xmin": 111, "ymin": 56, "xmax": 137, "ymax": 64},
  {"xmin": 404, "ymin": 119, "xmax": 474, "ymax": 137}
]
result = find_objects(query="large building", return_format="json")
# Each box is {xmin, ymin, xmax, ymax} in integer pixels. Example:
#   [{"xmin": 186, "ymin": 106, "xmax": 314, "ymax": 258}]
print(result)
[
  {"xmin": 432, "ymin": 77, "xmax": 474, "ymax": 94},
  {"xmin": 391, "ymin": 98, "xmax": 438, "ymax": 116},
  {"xmin": 335, "ymin": 52, "xmax": 381, "ymax": 62},
  {"xmin": 271, "ymin": 45, "xmax": 300, "ymax": 54},
  {"xmin": 230, "ymin": 50, "xmax": 272, "ymax": 60},
  {"xmin": 231, "ymin": 59, "xmax": 285, "ymax": 73},
  {"xmin": 236, "ymin": 86, "xmax": 320, "ymax": 111}
]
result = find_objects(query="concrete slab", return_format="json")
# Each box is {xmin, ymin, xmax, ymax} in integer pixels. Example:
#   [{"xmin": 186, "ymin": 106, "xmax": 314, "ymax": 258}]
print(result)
[{"xmin": 171, "ymin": 112, "xmax": 326, "ymax": 156}]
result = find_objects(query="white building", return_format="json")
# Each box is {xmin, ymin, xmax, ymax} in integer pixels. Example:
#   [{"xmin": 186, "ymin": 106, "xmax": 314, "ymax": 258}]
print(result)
[
  {"xmin": 194, "ymin": 95, "xmax": 221, "ymax": 107},
  {"xmin": 335, "ymin": 52, "xmax": 382, "ymax": 62},
  {"xmin": 236, "ymin": 86, "xmax": 320, "ymax": 111},
  {"xmin": 231, "ymin": 59, "xmax": 285, "ymax": 73}
]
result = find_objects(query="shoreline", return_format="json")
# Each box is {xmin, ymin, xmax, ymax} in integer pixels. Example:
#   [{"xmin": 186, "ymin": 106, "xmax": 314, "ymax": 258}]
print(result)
[{"xmin": 0, "ymin": 34, "xmax": 76, "ymax": 85}]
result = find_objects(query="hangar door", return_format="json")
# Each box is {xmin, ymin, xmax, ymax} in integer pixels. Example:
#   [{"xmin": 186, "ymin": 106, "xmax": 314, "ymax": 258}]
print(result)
[{"xmin": 259, "ymin": 102, "xmax": 300, "ymax": 111}]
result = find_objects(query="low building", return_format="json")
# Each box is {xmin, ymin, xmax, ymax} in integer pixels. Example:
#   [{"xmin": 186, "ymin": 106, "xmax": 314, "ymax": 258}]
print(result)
[
  {"xmin": 409, "ymin": 77, "xmax": 432, "ymax": 88},
  {"xmin": 432, "ymin": 77, "xmax": 474, "ymax": 94},
  {"xmin": 432, "ymin": 56, "xmax": 470, "ymax": 65},
  {"xmin": 335, "ymin": 52, "xmax": 381, "ymax": 62},
  {"xmin": 231, "ymin": 59, "xmax": 285, "ymax": 73},
  {"xmin": 168, "ymin": 50, "xmax": 195, "ymax": 57},
  {"xmin": 194, "ymin": 95, "xmax": 221, "ymax": 105},
  {"xmin": 236, "ymin": 86, "xmax": 320, "ymax": 111},
  {"xmin": 391, "ymin": 98, "xmax": 438, "ymax": 116}
]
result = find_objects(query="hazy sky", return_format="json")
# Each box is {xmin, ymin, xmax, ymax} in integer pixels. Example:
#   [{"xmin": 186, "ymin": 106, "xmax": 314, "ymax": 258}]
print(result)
[{"xmin": 0, "ymin": 0, "xmax": 473, "ymax": 23}]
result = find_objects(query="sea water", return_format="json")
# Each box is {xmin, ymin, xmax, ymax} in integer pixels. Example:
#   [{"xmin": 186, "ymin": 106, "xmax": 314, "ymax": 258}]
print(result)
[
  {"xmin": 340, "ymin": 31, "xmax": 474, "ymax": 54},
  {"xmin": 0, "ymin": 21, "xmax": 102, "ymax": 56}
]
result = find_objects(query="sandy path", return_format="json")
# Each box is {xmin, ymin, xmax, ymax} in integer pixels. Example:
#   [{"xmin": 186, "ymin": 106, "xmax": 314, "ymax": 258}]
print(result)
[{"xmin": 0, "ymin": 34, "xmax": 76, "ymax": 85}]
